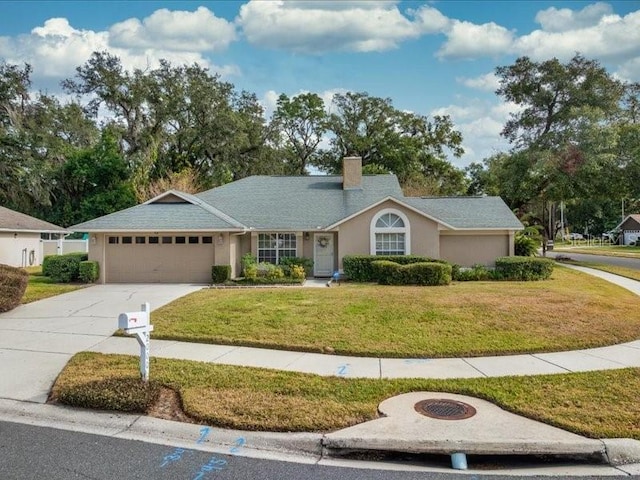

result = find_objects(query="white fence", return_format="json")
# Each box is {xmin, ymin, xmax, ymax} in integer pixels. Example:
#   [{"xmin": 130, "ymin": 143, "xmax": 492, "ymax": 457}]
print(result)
[{"xmin": 42, "ymin": 239, "xmax": 89, "ymax": 257}]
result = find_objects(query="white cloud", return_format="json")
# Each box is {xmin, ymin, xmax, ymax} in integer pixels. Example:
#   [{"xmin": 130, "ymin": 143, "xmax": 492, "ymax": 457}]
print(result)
[
  {"xmin": 0, "ymin": 11, "xmax": 240, "ymax": 90},
  {"xmin": 534, "ymin": 2, "xmax": 613, "ymax": 32},
  {"xmin": 515, "ymin": 9, "xmax": 640, "ymax": 64},
  {"xmin": 237, "ymin": 0, "xmax": 425, "ymax": 53},
  {"xmin": 437, "ymin": 20, "xmax": 515, "ymax": 59},
  {"xmin": 431, "ymin": 99, "xmax": 520, "ymax": 167},
  {"xmin": 109, "ymin": 6, "xmax": 236, "ymax": 52},
  {"xmin": 411, "ymin": 5, "xmax": 451, "ymax": 34},
  {"xmin": 458, "ymin": 72, "xmax": 500, "ymax": 92}
]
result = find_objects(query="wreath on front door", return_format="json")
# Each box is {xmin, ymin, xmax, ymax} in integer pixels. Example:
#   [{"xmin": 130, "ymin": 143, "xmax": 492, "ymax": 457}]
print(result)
[{"xmin": 317, "ymin": 236, "xmax": 330, "ymax": 248}]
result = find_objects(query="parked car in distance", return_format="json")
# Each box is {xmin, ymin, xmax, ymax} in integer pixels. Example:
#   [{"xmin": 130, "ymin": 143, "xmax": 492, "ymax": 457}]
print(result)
[{"xmin": 563, "ymin": 233, "xmax": 584, "ymax": 240}]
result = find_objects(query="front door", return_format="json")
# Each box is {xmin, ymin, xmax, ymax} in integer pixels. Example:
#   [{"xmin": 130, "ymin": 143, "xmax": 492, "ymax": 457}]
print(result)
[{"xmin": 314, "ymin": 233, "xmax": 334, "ymax": 277}]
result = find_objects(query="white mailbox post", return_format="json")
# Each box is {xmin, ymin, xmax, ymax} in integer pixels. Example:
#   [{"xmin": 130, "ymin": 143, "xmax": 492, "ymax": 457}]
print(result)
[{"xmin": 118, "ymin": 302, "xmax": 153, "ymax": 382}]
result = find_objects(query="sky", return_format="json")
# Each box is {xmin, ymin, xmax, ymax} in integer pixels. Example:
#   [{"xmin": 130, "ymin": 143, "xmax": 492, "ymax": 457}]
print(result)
[{"xmin": 1, "ymin": 0, "xmax": 639, "ymax": 168}]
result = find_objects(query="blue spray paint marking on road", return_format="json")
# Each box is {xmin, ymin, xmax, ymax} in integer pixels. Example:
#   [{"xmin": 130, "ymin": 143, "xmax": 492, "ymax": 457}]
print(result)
[
  {"xmin": 229, "ymin": 437, "xmax": 246, "ymax": 455},
  {"xmin": 192, "ymin": 457, "xmax": 228, "ymax": 479},
  {"xmin": 196, "ymin": 426, "xmax": 211, "ymax": 444},
  {"xmin": 403, "ymin": 359, "xmax": 430, "ymax": 365},
  {"xmin": 337, "ymin": 364, "xmax": 349, "ymax": 376},
  {"xmin": 160, "ymin": 447, "xmax": 186, "ymax": 467}
]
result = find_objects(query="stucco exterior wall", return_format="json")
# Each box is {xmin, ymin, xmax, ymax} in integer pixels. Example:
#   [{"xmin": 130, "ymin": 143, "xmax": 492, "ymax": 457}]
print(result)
[
  {"xmin": 440, "ymin": 232, "xmax": 511, "ymax": 267},
  {"xmin": 0, "ymin": 232, "xmax": 41, "ymax": 267},
  {"xmin": 336, "ymin": 200, "xmax": 440, "ymax": 268}
]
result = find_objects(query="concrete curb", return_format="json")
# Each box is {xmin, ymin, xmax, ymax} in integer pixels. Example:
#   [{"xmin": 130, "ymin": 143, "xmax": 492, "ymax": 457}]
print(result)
[
  {"xmin": 3, "ymin": 398, "xmax": 640, "ymax": 469},
  {"xmin": 602, "ymin": 438, "xmax": 640, "ymax": 466}
]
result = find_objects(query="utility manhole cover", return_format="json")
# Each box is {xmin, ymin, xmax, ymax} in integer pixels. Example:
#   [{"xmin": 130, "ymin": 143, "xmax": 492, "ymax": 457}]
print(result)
[{"xmin": 414, "ymin": 399, "xmax": 477, "ymax": 420}]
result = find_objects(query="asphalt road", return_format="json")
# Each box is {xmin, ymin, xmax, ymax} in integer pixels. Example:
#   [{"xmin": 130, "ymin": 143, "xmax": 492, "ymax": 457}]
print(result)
[
  {"xmin": 0, "ymin": 421, "xmax": 633, "ymax": 480},
  {"xmin": 548, "ymin": 251, "xmax": 640, "ymax": 270}
]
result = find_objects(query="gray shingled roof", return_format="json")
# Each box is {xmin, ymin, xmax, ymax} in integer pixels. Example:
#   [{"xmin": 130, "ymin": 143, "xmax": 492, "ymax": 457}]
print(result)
[
  {"xmin": 70, "ymin": 202, "xmax": 242, "ymax": 231},
  {"xmin": 0, "ymin": 206, "xmax": 67, "ymax": 233},
  {"xmin": 403, "ymin": 196, "xmax": 523, "ymax": 229},
  {"xmin": 196, "ymin": 175, "xmax": 404, "ymax": 230},
  {"xmin": 70, "ymin": 174, "xmax": 522, "ymax": 232}
]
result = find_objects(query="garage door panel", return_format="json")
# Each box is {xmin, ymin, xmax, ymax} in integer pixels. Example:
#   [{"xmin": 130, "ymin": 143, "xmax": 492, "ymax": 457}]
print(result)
[{"xmin": 106, "ymin": 241, "xmax": 214, "ymax": 283}]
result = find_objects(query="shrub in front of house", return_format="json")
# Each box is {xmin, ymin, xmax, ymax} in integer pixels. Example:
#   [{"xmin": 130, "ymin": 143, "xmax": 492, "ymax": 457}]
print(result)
[
  {"xmin": 514, "ymin": 234, "xmax": 539, "ymax": 256},
  {"xmin": 0, "ymin": 264, "xmax": 29, "ymax": 312},
  {"xmin": 257, "ymin": 262, "xmax": 285, "ymax": 280},
  {"xmin": 211, "ymin": 265, "xmax": 232, "ymax": 284},
  {"xmin": 452, "ymin": 264, "xmax": 492, "ymax": 281},
  {"xmin": 43, "ymin": 252, "xmax": 89, "ymax": 283},
  {"xmin": 343, "ymin": 255, "xmax": 445, "ymax": 282},
  {"xmin": 279, "ymin": 257, "xmax": 314, "ymax": 277},
  {"xmin": 494, "ymin": 256, "xmax": 554, "ymax": 281},
  {"xmin": 79, "ymin": 261, "xmax": 100, "ymax": 283},
  {"xmin": 289, "ymin": 265, "xmax": 306, "ymax": 280},
  {"xmin": 371, "ymin": 260, "xmax": 401, "ymax": 285},
  {"xmin": 371, "ymin": 260, "xmax": 451, "ymax": 286},
  {"xmin": 402, "ymin": 262, "xmax": 452, "ymax": 286}
]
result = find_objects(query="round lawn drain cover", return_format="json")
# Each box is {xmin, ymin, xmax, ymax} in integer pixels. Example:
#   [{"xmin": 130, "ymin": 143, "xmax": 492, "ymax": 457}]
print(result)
[{"xmin": 414, "ymin": 399, "xmax": 477, "ymax": 420}]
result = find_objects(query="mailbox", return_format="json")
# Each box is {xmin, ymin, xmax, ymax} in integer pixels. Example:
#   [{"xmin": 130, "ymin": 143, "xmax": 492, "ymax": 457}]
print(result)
[{"xmin": 118, "ymin": 310, "xmax": 149, "ymax": 331}]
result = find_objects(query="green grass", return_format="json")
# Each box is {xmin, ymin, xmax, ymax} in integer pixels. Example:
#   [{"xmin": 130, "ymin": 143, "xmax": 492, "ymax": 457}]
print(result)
[
  {"xmin": 51, "ymin": 352, "xmax": 640, "ymax": 439},
  {"xmin": 558, "ymin": 259, "xmax": 640, "ymax": 282},
  {"xmin": 554, "ymin": 245, "xmax": 640, "ymax": 258},
  {"xmin": 150, "ymin": 268, "xmax": 640, "ymax": 357},
  {"xmin": 22, "ymin": 267, "xmax": 85, "ymax": 304}
]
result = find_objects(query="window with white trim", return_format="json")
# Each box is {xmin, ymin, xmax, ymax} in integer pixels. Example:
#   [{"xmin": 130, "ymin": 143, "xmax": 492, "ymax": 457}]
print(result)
[
  {"xmin": 258, "ymin": 233, "xmax": 297, "ymax": 264},
  {"xmin": 370, "ymin": 210, "xmax": 410, "ymax": 255}
]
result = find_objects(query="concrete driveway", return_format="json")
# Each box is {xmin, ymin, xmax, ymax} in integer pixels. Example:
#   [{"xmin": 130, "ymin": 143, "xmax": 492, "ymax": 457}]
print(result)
[{"xmin": 0, "ymin": 284, "xmax": 203, "ymax": 403}]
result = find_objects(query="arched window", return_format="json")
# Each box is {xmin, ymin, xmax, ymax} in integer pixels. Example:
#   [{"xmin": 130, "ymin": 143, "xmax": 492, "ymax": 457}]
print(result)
[{"xmin": 370, "ymin": 209, "xmax": 410, "ymax": 255}]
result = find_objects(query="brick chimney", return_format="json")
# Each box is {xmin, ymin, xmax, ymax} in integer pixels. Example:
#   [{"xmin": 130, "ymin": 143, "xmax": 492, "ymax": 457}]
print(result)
[{"xmin": 342, "ymin": 156, "xmax": 362, "ymax": 190}]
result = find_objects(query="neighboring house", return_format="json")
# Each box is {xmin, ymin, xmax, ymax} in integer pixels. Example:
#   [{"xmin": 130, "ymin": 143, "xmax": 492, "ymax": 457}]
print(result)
[
  {"xmin": 71, "ymin": 157, "xmax": 523, "ymax": 284},
  {"xmin": 0, "ymin": 206, "xmax": 68, "ymax": 267},
  {"xmin": 615, "ymin": 214, "xmax": 640, "ymax": 245}
]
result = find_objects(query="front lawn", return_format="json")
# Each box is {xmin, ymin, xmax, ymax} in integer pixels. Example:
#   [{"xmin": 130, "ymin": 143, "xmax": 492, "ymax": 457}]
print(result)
[
  {"xmin": 150, "ymin": 268, "xmax": 640, "ymax": 357},
  {"xmin": 51, "ymin": 352, "xmax": 640, "ymax": 439},
  {"xmin": 22, "ymin": 267, "xmax": 85, "ymax": 304}
]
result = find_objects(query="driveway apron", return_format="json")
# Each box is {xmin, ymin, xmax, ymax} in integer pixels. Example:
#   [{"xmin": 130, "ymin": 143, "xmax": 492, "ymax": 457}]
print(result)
[{"xmin": 0, "ymin": 284, "xmax": 203, "ymax": 403}]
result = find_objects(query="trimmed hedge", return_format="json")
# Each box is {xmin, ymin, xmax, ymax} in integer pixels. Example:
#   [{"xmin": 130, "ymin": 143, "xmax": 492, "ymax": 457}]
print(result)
[
  {"xmin": 343, "ymin": 255, "xmax": 446, "ymax": 282},
  {"xmin": 79, "ymin": 261, "xmax": 100, "ymax": 283},
  {"xmin": 494, "ymin": 256, "xmax": 554, "ymax": 281},
  {"xmin": 371, "ymin": 260, "xmax": 452, "ymax": 286},
  {"xmin": 0, "ymin": 264, "xmax": 29, "ymax": 312},
  {"xmin": 211, "ymin": 265, "xmax": 232, "ymax": 284},
  {"xmin": 43, "ymin": 252, "xmax": 89, "ymax": 283},
  {"xmin": 56, "ymin": 377, "xmax": 160, "ymax": 413}
]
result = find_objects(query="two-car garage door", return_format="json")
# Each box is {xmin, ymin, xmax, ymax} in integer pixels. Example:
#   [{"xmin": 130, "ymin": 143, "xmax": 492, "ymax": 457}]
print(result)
[{"xmin": 105, "ymin": 234, "xmax": 214, "ymax": 283}]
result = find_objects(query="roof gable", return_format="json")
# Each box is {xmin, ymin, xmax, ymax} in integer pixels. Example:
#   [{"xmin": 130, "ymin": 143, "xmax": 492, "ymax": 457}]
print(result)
[{"xmin": 616, "ymin": 214, "xmax": 640, "ymax": 231}]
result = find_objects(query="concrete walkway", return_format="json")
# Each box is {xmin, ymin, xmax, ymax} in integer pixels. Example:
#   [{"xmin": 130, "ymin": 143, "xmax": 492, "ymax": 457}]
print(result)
[
  {"xmin": 87, "ymin": 263, "xmax": 640, "ymax": 379},
  {"xmin": 0, "ymin": 284, "xmax": 203, "ymax": 403}
]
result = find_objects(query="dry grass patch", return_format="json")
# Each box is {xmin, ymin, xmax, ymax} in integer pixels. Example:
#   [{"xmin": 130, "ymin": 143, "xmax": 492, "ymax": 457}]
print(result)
[
  {"xmin": 52, "ymin": 352, "xmax": 640, "ymax": 439},
  {"xmin": 151, "ymin": 268, "xmax": 640, "ymax": 357}
]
